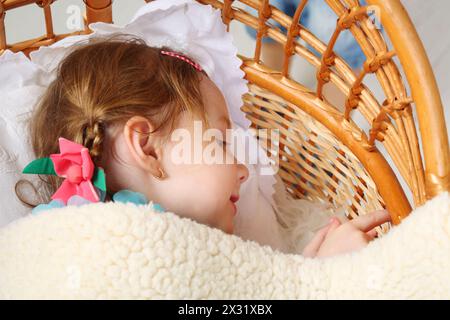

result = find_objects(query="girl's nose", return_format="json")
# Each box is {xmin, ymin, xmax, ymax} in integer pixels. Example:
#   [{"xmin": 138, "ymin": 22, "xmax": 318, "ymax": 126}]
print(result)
[{"xmin": 237, "ymin": 163, "xmax": 249, "ymax": 184}]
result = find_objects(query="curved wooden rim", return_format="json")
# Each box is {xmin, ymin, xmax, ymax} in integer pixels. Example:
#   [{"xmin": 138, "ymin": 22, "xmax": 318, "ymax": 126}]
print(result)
[{"xmin": 369, "ymin": 0, "xmax": 449, "ymax": 198}]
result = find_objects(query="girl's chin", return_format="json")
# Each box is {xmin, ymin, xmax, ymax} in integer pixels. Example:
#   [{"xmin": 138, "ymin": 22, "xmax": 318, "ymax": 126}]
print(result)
[{"xmin": 222, "ymin": 219, "xmax": 234, "ymax": 235}]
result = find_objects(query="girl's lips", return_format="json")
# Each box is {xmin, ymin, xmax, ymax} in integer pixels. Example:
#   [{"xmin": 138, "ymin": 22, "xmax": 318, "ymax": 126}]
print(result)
[
  {"xmin": 230, "ymin": 195, "xmax": 240, "ymax": 203},
  {"xmin": 230, "ymin": 195, "xmax": 239, "ymax": 216}
]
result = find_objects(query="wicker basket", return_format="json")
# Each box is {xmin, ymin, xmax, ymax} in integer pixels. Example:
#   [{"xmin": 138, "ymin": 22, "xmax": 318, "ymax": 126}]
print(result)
[{"xmin": 1, "ymin": 0, "xmax": 448, "ymax": 225}]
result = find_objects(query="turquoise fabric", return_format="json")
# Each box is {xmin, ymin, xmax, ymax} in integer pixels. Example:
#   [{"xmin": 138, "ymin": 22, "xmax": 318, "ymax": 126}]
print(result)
[{"xmin": 32, "ymin": 189, "xmax": 165, "ymax": 214}]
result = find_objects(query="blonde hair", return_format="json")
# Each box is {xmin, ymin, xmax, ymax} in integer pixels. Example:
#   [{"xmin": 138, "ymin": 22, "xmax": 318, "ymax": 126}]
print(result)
[{"xmin": 16, "ymin": 34, "xmax": 209, "ymax": 207}]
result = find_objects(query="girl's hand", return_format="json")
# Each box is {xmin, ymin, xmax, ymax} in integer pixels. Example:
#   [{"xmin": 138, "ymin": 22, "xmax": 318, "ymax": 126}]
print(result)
[
  {"xmin": 302, "ymin": 218, "xmax": 340, "ymax": 258},
  {"xmin": 316, "ymin": 210, "xmax": 391, "ymax": 258},
  {"xmin": 302, "ymin": 210, "xmax": 391, "ymax": 258}
]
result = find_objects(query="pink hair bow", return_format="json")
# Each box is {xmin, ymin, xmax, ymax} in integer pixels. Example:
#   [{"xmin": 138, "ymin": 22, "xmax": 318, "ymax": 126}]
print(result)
[
  {"xmin": 49, "ymin": 138, "xmax": 100, "ymax": 204},
  {"xmin": 23, "ymin": 137, "xmax": 106, "ymax": 205}
]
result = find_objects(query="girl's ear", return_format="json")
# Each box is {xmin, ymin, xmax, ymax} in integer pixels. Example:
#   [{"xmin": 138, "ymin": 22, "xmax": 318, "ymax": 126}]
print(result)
[{"xmin": 123, "ymin": 116, "xmax": 164, "ymax": 178}]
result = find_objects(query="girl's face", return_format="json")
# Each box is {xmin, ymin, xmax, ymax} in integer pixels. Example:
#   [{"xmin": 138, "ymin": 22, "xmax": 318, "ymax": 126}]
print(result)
[{"xmin": 108, "ymin": 75, "xmax": 249, "ymax": 234}]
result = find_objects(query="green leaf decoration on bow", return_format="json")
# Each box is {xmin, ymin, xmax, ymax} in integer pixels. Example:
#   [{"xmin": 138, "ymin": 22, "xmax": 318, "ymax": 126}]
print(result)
[
  {"xmin": 93, "ymin": 167, "xmax": 106, "ymax": 192},
  {"xmin": 23, "ymin": 158, "xmax": 107, "ymax": 193},
  {"xmin": 22, "ymin": 158, "xmax": 56, "ymax": 176}
]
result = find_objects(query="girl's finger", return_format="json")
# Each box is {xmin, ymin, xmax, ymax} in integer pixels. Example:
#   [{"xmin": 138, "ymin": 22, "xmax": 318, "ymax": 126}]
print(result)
[
  {"xmin": 302, "ymin": 221, "xmax": 334, "ymax": 257},
  {"xmin": 366, "ymin": 228, "xmax": 378, "ymax": 239},
  {"xmin": 350, "ymin": 210, "xmax": 391, "ymax": 232},
  {"xmin": 328, "ymin": 217, "xmax": 341, "ymax": 232}
]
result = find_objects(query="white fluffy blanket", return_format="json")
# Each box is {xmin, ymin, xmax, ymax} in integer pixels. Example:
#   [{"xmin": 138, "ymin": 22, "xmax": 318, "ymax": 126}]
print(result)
[{"xmin": 0, "ymin": 192, "xmax": 449, "ymax": 299}]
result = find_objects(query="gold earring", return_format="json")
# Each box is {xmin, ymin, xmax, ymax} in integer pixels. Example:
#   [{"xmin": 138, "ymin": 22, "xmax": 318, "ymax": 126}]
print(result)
[{"xmin": 153, "ymin": 167, "xmax": 165, "ymax": 180}]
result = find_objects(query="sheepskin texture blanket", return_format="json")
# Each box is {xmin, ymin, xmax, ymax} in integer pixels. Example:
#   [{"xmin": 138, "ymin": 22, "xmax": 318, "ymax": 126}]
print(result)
[{"xmin": 0, "ymin": 192, "xmax": 449, "ymax": 299}]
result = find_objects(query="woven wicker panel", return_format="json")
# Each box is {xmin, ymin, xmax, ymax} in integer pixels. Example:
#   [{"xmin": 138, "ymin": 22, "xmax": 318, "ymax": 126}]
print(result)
[{"xmin": 243, "ymin": 83, "xmax": 386, "ymax": 218}]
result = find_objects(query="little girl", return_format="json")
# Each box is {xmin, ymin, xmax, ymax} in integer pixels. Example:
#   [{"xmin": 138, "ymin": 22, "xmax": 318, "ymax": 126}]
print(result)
[{"xmin": 17, "ymin": 35, "xmax": 390, "ymax": 258}]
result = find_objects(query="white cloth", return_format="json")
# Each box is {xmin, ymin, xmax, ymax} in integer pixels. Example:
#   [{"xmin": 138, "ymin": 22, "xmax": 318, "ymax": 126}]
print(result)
[
  {"xmin": 0, "ymin": 51, "xmax": 50, "ymax": 226},
  {"xmin": 0, "ymin": 191, "xmax": 448, "ymax": 299},
  {"xmin": 231, "ymin": 125, "xmax": 286, "ymax": 252}
]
